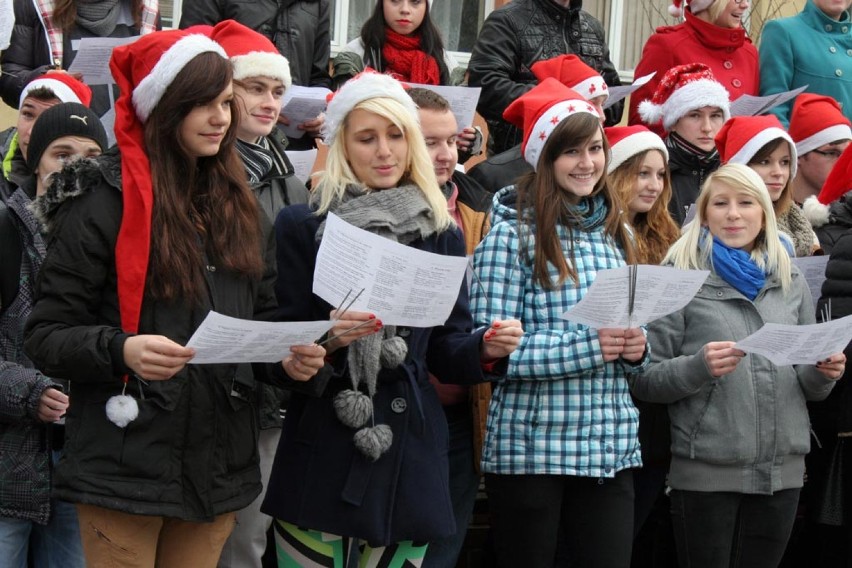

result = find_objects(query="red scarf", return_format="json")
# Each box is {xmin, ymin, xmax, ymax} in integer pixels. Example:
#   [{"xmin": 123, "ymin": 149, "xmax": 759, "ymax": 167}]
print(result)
[{"xmin": 382, "ymin": 29, "xmax": 441, "ymax": 85}]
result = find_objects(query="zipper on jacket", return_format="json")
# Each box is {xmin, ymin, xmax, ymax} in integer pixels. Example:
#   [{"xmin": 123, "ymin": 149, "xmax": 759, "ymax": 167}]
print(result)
[
  {"xmin": 810, "ymin": 423, "xmax": 823, "ymax": 450},
  {"xmin": 689, "ymin": 382, "xmax": 718, "ymax": 459}
]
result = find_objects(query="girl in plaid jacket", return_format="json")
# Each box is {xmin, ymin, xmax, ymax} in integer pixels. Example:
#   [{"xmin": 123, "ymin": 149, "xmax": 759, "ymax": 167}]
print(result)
[{"xmin": 471, "ymin": 79, "xmax": 649, "ymax": 568}]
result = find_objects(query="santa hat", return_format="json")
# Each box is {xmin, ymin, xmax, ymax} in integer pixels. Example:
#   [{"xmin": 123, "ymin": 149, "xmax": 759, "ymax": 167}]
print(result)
[
  {"xmin": 322, "ymin": 70, "xmax": 417, "ymax": 146},
  {"xmin": 19, "ymin": 71, "xmax": 93, "ymax": 108},
  {"xmin": 531, "ymin": 55, "xmax": 608, "ymax": 103},
  {"xmin": 605, "ymin": 125, "xmax": 668, "ymax": 174},
  {"xmin": 503, "ymin": 78, "xmax": 600, "ymax": 170},
  {"xmin": 788, "ymin": 94, "xmax": 852, "ymax": 156},
  {"xmin": 669, "ymin": 0, "xmax": 714, "ymax": 18},
  {"xmin": 109, "ymin": 28, "xmax": 227, "ymax": 335},
  {"xmin": 714, "ymin": 115, "xmax": 797, "ymax": 178},
  {"xmin": 211, "ymin": 20, "xmax": 292, "ymax": 89},
  {"xmin": 638, "ymin": 63, "xmax": 731, "ymax": 132}
]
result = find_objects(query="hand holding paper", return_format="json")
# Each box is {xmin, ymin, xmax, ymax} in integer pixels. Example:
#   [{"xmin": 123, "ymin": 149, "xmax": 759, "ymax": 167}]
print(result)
[
  {"xmin": 481, "ymin": 319, "xmax": 524, "ymax": 362},
  {"xmin": 733, "ymin": 314, "xmax": 852, "ymax": 366}
]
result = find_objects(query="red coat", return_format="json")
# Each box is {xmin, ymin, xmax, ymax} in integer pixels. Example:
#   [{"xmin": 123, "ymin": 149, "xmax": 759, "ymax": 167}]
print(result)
[{"xmin": 628, "ymin": 10, "xmax": 759, "ymax": 137}]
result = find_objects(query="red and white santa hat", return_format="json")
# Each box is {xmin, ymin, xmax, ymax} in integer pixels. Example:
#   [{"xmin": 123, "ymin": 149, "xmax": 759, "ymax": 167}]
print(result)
[
  {"xmin": 638, "ymin": 63, "xmax": 731, "ymax": 132},
  {"xmin": 322, "ymin": 70, "xmax": 417, "ymax": 146},
  {"xmin": 669, "ymin": 0, "xmax": 714, "ymax": 18},
  {"xmin": 788, "ymin": 94, "xmax": 852, "ymax": 156},
  {"xmin": 19, "ymin": 71, "xmax": 93, "ymax": 108},
  {"xmin": 531, "ymin": 54, "xmax": 608, "ymax": 104},
  {"xmin": 503, "ymin": 78, "xmax": 600, "ymax": 170},
  {"xmin": 211, "ymin": 19, "xmax": 292, "ymax": 89},
  {"xmin": 109, "ymin": 28, "xmax": 227, "ymax": 334},
  {"xmin": 604, "ymin": 125, "xmax": 668, "ymax": 174},
  {"xmin": 714, "ymin": 114, "xmax": 797, "ymax": 178}
]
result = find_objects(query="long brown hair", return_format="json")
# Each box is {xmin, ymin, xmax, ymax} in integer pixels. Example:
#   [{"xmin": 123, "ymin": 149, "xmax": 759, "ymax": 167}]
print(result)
[
  {"xmin": 54, "ymin": 0, "xmax": 146, "ymax": 32},
  {"xmin": 747, "ymin": 137, "xmax": 794, "ymax": 217},
  {"xmin": 517, "ymin": 112, "xmax": 636, "ymax": 289},
  {"xmin": 609, "ymin": 149, "xmax": 680, "ymax": 264},
  {"xmin": 144, "ymin": 52, "xmax": 263, "ymax": 303}
]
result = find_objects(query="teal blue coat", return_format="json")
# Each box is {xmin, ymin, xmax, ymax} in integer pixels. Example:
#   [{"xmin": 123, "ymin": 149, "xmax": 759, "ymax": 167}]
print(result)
[{"xmin": 760, "ymin": 0, "xmax": 852, "ymax": 126}]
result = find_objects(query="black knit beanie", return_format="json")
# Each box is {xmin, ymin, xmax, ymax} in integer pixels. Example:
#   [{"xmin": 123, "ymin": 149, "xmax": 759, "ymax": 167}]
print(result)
[{"xmin": 26, "ymin": 102, "xmax": 108, "ymax": 171}]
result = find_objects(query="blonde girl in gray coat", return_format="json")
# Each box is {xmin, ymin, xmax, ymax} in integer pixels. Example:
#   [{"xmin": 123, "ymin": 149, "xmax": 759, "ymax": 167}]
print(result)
[{"xmin": 632, "ymin": 163, "xmax": 846, "ymax": 568}]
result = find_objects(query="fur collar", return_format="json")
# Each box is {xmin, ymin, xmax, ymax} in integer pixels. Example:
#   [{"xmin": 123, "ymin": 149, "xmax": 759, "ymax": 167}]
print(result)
[{"xmin": 30, "ymin": 147, "xmax": 121, "ymax": 233}]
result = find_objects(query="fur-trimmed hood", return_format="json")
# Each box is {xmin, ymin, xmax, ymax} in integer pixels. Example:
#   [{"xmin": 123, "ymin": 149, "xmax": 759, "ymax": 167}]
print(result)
[{"xmin": 30, "ymin": 147, "xmax": 121, "ymax": 233}]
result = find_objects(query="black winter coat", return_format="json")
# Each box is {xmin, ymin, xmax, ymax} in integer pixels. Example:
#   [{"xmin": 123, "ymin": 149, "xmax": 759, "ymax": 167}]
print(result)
[
  {"xmin": 468, "ymin": 0, "xmax": 622, "ymax": 156},
  {"xmin": 23, "ymin": 151, "xmax": 278, "ymax": 521},
  {"xmin": 261, "ymin": 203, "xmax": 498, "ymax": 546},
  {"xmin": 667, "ymin": 143, "xmax": 720, "ymax": 226},
  {"xmin": 179, "ymin": 0, "xmax": 331, "ymax": 90}
]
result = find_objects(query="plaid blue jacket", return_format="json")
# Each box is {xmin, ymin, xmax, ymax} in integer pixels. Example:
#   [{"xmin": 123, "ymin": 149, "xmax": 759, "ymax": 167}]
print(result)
[{"xmin": 472, "ymin": 187, "xmax": 645, "ymax": 477}]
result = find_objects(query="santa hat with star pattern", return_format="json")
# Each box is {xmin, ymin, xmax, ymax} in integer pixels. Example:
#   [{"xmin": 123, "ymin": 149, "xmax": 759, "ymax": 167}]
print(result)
[
  {"xmin": 531, "ymin": 54, "xmax": 608, "ymax": 104},
  {"xmin": 638, "ymin": 63, "xmax": 731, "ymax": 133},
  {"xmin": 504, "ymin": 78, "xmax": 601, "ymax": 170}
]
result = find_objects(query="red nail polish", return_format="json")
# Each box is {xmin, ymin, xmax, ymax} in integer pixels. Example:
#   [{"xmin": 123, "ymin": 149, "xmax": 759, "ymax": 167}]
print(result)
[
  {"xmin": 493, "ymin": 322, "xmax": 501, "ymax": 329},
  {"xmin": 369, "ymin": 314, "xmax": 376, "ymax": 319}
]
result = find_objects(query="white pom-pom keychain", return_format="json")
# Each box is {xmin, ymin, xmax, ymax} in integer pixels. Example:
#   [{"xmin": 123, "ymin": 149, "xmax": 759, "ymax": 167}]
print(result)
[{"xmin": 106, "ymin": 376, "xmax": 139, "ymax": 428}]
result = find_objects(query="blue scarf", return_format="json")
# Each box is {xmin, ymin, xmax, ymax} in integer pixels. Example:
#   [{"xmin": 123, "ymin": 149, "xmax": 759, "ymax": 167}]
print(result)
[
  {"xmin": 567, "ymin": 193, "xmax": 608, "ymax": 231},
  {"xmin": 710, "ymin": 233, "xmax": 766, "ymax": 300}
]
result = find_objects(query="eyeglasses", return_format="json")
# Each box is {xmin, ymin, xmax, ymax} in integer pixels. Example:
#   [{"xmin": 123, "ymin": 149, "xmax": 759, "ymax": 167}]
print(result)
[{"xmin": 810, "ymin": 149, "xmax": 844, "ymax": 160}]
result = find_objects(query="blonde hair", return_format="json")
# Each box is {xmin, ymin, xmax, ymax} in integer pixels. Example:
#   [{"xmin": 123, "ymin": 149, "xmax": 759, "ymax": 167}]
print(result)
[
  {"xmin": 663, "ymin": 163, "xmax": 792, "ymax": 291},
  {"xmin": 704, "ymin": 0, "xmax": 731, "ymax": 23},
  {"xmin": 314, "ymin": 96, "xmax": 451, "ymax": 231},
  {"xmin": 609, "ymin": 149, "xmax": 679, "ymax": 264}
]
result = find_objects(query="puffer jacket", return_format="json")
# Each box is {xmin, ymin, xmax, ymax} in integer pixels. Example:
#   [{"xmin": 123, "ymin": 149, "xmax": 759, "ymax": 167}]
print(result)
[
  {"xmin": 0, "ymin": 183, "xmax": 62, "ymax": 524},
  {"xmin": 23, "ymin": 150, "xmax": 278, "ymax": 521},
  {"xmin": 810, "ymin": 195, "xmax": 852, "ymax": 255},
  {"xmin": 634, "ymin": 270, "xmax": 836, "ymax": 495},
  {"xmin": 467, "ymin": 0, "xmax": 622, "ymax": 156},
  {"xmin": 471, "ymin": 186, "xmax": 647, "ymax": 478},
  {"xmin": 179, "ymin": 0, "xmax": 331, "ymax": 90}
]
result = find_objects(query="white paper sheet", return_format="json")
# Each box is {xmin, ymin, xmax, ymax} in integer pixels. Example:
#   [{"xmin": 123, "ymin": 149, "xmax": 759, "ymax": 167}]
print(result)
[
  {"xmin": 313, "ymin": 213, "xmax": 469, "ymax": 327},
  {"xmin": 68, "ymin": 36, "xmax": 139, "ymax": 85},
  {"xmin": 186, "ymin": 311, "xmax": 334, "ymax": 364},
  {"xmin": 730, "ymin": 85, "xmax": 808, "ymax": 117},
  {"xmin": 279, "ymin": 85, "xmax": 333, "ymax": 139},
  {"xmin": 285, "ymin": 149, "xmax": 318, "ymax": 184},
  {"xmin": 603, "ymin": 72, "xmax": 655, "ymax": 110},
  {"xmin": 404, "ymin": 83, "xmax": 482, "ymax": 129},
  {"xmin": 561, "ymin": 265, "xmax": 710, "ymax": 328},
  {"xmin": 734, "ymin": 314, "xmax": 852, "ymax": 366},
  {"xmin": 792, "ymin": 255, "xmax": 830, "ymax": 305}
]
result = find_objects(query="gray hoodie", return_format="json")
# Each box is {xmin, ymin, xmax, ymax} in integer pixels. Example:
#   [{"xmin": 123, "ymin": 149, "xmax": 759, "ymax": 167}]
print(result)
[{"xmin": 631, "ymin": 269, "xmax": 835, "ymax": 495}]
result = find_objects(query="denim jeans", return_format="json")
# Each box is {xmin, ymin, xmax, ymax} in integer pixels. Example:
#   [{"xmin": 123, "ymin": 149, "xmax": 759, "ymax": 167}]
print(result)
[
  {"xmin": 421, "ymin": 403, "xmax": 480, "ymax": 568},
  {"xmin": 0, "ymin": 453, "xmax": 84, "ymax": 568},
  {"xmin": 669, "ymin": 488, "xmax": 800, "ymax": 568}
]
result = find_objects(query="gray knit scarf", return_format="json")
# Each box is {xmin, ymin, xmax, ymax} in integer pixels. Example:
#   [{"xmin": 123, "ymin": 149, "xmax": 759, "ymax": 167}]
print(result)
[
  {"xmin": 76, "ymin": 0, "xmax": 122, "ymax": 37},
  {"xmin": 315, "ymin": 183, "xmax": 437, "ymax": 460}
]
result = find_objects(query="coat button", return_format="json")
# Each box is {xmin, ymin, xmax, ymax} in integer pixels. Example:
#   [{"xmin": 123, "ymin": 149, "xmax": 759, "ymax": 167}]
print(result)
[
  {"xmin": 716, "ymin": 291, "xmax": 724, "ymax": 297},
  {"xmin": 843, "ymin": 26, "xmax": 849, "ymax": 33},
  {"xmin": 732, "ymin": 78, "xmax": 742, "ymax": 88},
  {"xmin": 826, "ymin": 24, "xmax": 833, "ymax": 32},
  {"xmin": 391, "ymin": 398, "xmax": 407, "ymax": 413},
  {"xmin": 206, "ymin": 265, "xmax": 216, "ymax": 272},
  {"xmin": 837, "ymin": 69, "xmax": 844, "ymax": 77},
  {"xmin": 830, "ymin": 46, "xmax": 837, "ymax": 53},
  {"xmin": 397, "ymin": 327, "xmax": 411, "ymax": 338},
  {"xmin": 573, "ymin": 30, "xmax": 579, "ymax": 37},
  {"xmin": 847, "ymin": 49, "xmax": 852, "ymax": 56},
  {"xmin": 723, "ymin": 60, "xmax": 733, "ymax": 69}
]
